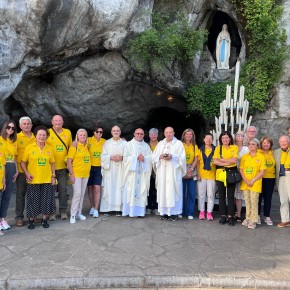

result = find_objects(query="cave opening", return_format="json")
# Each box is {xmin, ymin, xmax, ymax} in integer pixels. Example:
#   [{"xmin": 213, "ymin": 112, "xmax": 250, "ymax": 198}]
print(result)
[
  {"xmin": 207, "ymin": 11, "xmax": 242, "ymax": 69},
  {"xmin": 143, "ymin": 107, "xmax": 207, "ymax": 145}
]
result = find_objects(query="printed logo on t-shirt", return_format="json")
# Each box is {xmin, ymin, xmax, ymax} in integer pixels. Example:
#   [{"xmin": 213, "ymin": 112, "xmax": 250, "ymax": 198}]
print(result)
[
  {"xmin": 93, "ymin": 151, "xmax": 101, "ymax": 158},
  {"xmin": 246, "ymin": 166, "xmax": 254, "ymax": 174},
  {"xmin": 56, "ymin": 145, "xmax": 64, "ymax": 152},
  {"xmin": 20, "ymin": 141, "xmax": 24, "ymax": 145},
  {"xmin": 186, "ymin": 153, "xmax": 191, "ymax": 161},
  {"xmin": 37, "ymin": 158, "xmax": 47, "ymax": 166},
  {"xmin": 266, "ymin": 159, "xmax": 274, "ymax": 168},
  {"xmin": 84, "ymin": 156, "xmax": 90, "ymax": 163}
]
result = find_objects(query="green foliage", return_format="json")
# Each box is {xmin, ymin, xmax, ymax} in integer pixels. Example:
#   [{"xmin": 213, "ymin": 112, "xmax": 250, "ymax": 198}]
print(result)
[
  {"xmin": 126, "ymin": 12, "xmax": 207, "ymax": 72},
  {"xmin": 185, "ymin": 82, "xmax": 233, "ymax": 119},
  {"xmin": 233, "ymin": 0, "xmax": 287, "ymax": 111}
]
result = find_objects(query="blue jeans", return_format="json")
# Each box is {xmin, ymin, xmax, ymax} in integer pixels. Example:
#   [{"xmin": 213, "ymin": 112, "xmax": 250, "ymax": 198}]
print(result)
[
  {"xmin": 182, "ymin": 179, "xmax": 196, "ymax": 216},
  {"xmin": 0, "ymin": 162, "xmax": 16, "ymax": 218}
]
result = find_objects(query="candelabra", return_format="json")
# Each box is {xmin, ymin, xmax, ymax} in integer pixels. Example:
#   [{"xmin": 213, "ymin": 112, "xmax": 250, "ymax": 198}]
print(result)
[{"xmin": 210, "ymin": 60, "xmax": 252, "ymax": 145}]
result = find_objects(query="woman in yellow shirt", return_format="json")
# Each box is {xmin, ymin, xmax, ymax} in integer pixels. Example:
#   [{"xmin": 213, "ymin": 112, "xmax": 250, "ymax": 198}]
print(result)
[
  {"xmin": 240, "ymin": 138, "xmax": 266, "ymax": 229},
  {"xmin": 0, "ymin": 120, "xmax": 18, "ymax": 231},
  {"xmin": 67, "ymin": 129, "xmax": 91, "ymax": 224},
  {"xmin": 213, "ymin": 131, "xmax": 238, "ymax": 226},
  {"xmin": 197, "ymin": 133, "xmax": 216, "ymax": 221},
  {"xmin": 87, "ymin": 124, "xmax": 106, "ymax": 218},
  {"xmin": 21, "ymin": 126, "xmax": 56, "ymax": 229},
  {"xmin": 181, "ymin": 129, "xmax": 198, "ymax": 219},
  {"xmin": 258, "ymin": 136, "xmax": 275, "ymax": 226}
]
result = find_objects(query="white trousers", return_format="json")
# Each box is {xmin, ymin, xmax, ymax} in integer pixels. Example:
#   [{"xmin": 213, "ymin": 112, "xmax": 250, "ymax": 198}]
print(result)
[
  {"xmin": 197, "ymin": 179, "xmax": 216, "ymax": 213},
  {"xmin": 278, "ymin": 171, "xmax": 290, "ymax": 222},
  {"xmin": 70, "ymin": 177, "xmax": 89, "ymax": 216}
]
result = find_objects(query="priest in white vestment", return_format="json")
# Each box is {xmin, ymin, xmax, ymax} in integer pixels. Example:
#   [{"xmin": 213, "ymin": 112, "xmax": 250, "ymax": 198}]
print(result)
[
  {"xmin": 122, "ymin": 128, "xmax": 152, "ymax": 217},
  {"xmin": 101, "ymin": 126, "xmax": 126, "ymax": 215},
  {"xmin": 152, "ymin": 127, "xmax": 186, "ymax": 221}
]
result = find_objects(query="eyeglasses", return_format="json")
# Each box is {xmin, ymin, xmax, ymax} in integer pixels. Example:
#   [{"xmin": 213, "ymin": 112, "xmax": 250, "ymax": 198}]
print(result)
[
  {"xmin": 6, "ymin": 126, "xmax": 15, "ymax": 130},
  {"xmin": 247, "ymin": 131, "xmax": 256, "ymax": 133},
  {"xmin": 248, "ymin": 143, "xmax": 257, "ymax": 146},
  {"xmin": 96, "ymin": 131, "xmax": 103, "ymax": 134},
  {"xmin": 236, "ymin": 134, "xmax": 244, "ymax": 137},
  {"xmin": 135, "ymin": 133, "xmax": 144, "ymax": 135}
]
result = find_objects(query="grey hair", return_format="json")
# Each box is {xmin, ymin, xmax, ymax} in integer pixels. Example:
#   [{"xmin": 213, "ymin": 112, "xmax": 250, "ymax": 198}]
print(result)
[
  {"xmin": 247, "ymin": 126, "xmax": 258, "ymax": 133},
  {"xmin": 19, "ymin": 116, "xmax": 32, "ymax": 126},
  {"xmin": 248, "ymin": 138, "xmax": 260, "ymax": 148},
  {"xmin": 149, "ymin": 128, "xmax": 158, "ymax": 135}
]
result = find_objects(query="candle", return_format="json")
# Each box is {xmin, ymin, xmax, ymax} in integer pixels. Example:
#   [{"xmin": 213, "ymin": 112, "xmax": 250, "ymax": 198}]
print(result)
[
  {"xmin": 248, "ymin": 116, "xmax": 252, "ymax": 128},
  {"xmin": 233, "ymin": 60, "xmax": 240, "ymax": 106}
]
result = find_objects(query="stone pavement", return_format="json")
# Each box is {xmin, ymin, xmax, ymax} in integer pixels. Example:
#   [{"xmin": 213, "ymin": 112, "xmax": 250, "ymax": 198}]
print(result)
[{"xmin": 1, "ymin": 188, "xmax": 290, "ymax": 290}]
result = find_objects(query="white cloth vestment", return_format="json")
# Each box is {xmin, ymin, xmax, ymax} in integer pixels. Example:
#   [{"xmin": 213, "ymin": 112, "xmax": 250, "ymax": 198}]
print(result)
[
  {"xmin": 152, "ymin": 137, "xmax": 186, "ymax": 215},
  {"xmin": 122, "ymin": 138, "xmax": 152, "ymax": 217},
  {"xmin": 101, "ymin": 138, "xmax": 126, "ymax": 212}
]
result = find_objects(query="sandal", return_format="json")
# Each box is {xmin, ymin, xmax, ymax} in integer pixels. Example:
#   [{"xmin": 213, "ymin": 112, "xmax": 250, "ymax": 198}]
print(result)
[
  {"xmin": 41, "ymin": 219, "xmax": 49, "ymax": 229},
  {"xmin": 28, "ymin": 219, "xmax": 35, "ymax": 230}
]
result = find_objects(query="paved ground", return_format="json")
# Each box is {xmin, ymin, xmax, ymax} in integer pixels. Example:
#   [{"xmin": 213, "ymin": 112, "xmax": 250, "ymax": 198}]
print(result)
[{"xmin": 1, "ymin": 187, "xmax": 290, "ymax": 290}]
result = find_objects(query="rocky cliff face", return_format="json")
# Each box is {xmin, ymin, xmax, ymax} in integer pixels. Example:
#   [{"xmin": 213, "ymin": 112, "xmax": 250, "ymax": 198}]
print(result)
[{"xmin": 0, "ymin": 0, "xmax": 289, "ymax": 139}]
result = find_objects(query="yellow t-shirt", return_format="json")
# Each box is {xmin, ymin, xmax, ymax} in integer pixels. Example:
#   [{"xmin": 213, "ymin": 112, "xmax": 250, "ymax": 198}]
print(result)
[
  {"xmin": 22, "ymin": 143, "xmax": 55, "ymax": 184},
  {"xmin": 0, "ymin": 152, "xmax": 6, "ymax": 190},
  {"xmin": 0, "ymin": 136, "xmax": 17, "ymax": 162},
  {"xmin": 258, "ymin": 149, "xmax": 275, "ymax": 178},
  {"xmin": 198, "ymin": 147, "xmax": 216, "ymax": 180},
  {"xmin": 16, "ymin": 131, "xmax": 36, "ymax": 173},
  {"xmin": 46, "ymin": 128, "xmax": 72, "ymax": 170},
  {"xmin": 88, "ymin": 137, "xmax": 106, "ymax": 167},
  {"xmin": 183, "ymin": 143, "xmax": 198, "ymax": 165},
  {"xmin": 213, "ymin": 145, "xmax": 238, "ymax": 179},
  {"xmin": 280, "ymin": 149, "xmax": 290, "ymax": 169},
  {"xmin": 149, "ymin": 141, "xmax": 158, "ymax": 152},
  {"xmin": 240, "ymin": 152, "xmax": 267, "ymax": 192},
  {"xmin": 67, "ymin": 143, "xmax": 91, "ymax": 178}
]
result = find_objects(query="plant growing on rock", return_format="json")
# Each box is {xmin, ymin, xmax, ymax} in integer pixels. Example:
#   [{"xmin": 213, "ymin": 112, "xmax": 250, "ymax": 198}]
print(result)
[{"xmin": 126, "ymin": 12, "xmax": 207, "ymax": 78}]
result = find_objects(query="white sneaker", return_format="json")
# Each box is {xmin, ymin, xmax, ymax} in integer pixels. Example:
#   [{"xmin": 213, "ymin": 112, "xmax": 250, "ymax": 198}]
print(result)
[
  {"xmin": 178, "ymin": 214, "xmax": 183, "ymax": 219},
  {"xmin": 257, "ymin": 216, "xmax": 261, "ymax": 225},
  {"xmin": 93, "ymin": 209, "xmax": 99, "ymax": 218},
  {"xmin": 188, "ymin": 216, "xmax": 194, "ymax": 220},
  {"xmin": 76, "ymin": 213, "xmax": 86, "ymax": 220},
  {"xmin": 70, "ymin": 216, "xmax": 76, "ymax": 224},
  {"xmin": 89, "ymin": 207, "xmax": 94, "ymax": 215},
  {"xmin": 264, "ymin": 217, "xmax": 273, "ymax": 226},
  {"xmin": 153, "ymin": 209, "xmax": 159, "ymax": 215},
  {"xmin": 1, "ymin": 220, "xmax": 11, "ymax": 230}
]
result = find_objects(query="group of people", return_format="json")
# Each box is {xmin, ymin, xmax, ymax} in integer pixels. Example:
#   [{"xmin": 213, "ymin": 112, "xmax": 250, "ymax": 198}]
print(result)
[{"xmin": 0, "ymin": 115, "xmax": 289, "ymax": 235}]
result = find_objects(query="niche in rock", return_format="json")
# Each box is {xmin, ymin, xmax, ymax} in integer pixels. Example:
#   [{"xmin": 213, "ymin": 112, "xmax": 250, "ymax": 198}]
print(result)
[
  {"xmin": 207, "ymin": 11, "xmax": 242, "ymax": 69},
  {"xmin": 143, "ymin": 107, "xmax": 206, "ymax": 144}
]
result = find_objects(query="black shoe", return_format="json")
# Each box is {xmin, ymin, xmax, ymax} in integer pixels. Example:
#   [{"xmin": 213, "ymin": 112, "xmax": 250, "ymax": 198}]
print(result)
[
  {"xmin": 234, "ymin": 216, "xmax": 242, "ymax": 223},
  {"xmin": 219, "ymin": 216, "xmax": 227, "ymax": 225},
  {"xmin": 41, "ymin": 219, "xmax": 49, "ymax": 229},
  {"xmin": 168, "ymin": 215, "xmax": 177, "ymax": 221},
  {"xmin": 228, "ymin": 217, "xmax": 235, "ymax": 226},
  {"xmin": 160, "ymin": 215, "xmax": 169, "ymax": 220},
  {"xmin": 28, "ymin": 219, "xmax": 35, "ymax": 230}
]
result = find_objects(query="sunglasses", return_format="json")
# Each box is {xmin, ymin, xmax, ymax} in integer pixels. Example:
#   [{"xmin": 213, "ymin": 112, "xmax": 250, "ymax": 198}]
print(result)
[
  {"xmin": 96, "ymin": 131, "xmax": 103, "ymax": 134},
  {"xmin": 6, "ymin": 125, "xmax": 15, "ymax": 130}
]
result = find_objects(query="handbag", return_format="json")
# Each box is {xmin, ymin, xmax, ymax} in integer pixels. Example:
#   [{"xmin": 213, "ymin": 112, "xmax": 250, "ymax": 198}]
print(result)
[
  {"xmin": 226, "ymin": 167, "xmax": 242, "ymax": 184},
  {"xmin": 183, "ymin": 164, "xmax": 197, "ymax": 179},
  {"xmin": 219, "ymin": 146, "xmax": 242, "ymax": 184},
  {"xmin": 183, "ymin": 145, "xmax": 197, "ymax": 179}
]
